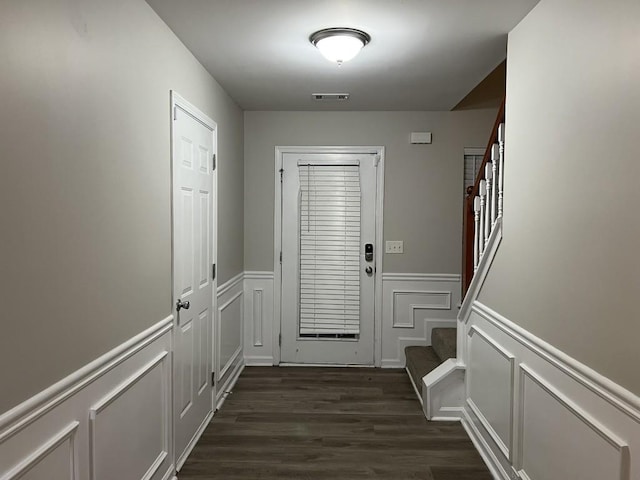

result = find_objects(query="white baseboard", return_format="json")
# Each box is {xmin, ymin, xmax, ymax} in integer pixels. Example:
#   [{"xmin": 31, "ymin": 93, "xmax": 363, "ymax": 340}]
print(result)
[
  {"xmin": 244, "ymin": 355, "xmax": 275, "ymax": 366},
  {"xmin": 461, "ymin": 407, "xmax": 513, "ymax": 480},
  {"xmin": 0, "ymin": 317, "xmax": 175, "ymax": 480},
  {"xmin": 176, "ymin": 409, "xmax": 214, "ymax": 472},
  {"xmin": 216, "ymin": 360, "xmax": 245, "ymax": 411},
  {"xmin": 406, "ymin": 367, "xmax": 424, "ymax": 407}
]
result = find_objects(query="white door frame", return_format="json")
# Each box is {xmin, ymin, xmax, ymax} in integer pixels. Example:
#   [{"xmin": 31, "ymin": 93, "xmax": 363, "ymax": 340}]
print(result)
[
  {"xmin": 170, "ymin": 90, "xmax": 218, "ymax": 468},
  {"xmin": 273, "ymin": 146, "xmax": 385, "ymax": 367}
]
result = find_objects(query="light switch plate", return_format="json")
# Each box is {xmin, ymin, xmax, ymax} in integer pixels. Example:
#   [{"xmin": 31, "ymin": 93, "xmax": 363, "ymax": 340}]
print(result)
[{"xmin": 385, "ymin": 241, "xmax": 404, "ymax": 254}]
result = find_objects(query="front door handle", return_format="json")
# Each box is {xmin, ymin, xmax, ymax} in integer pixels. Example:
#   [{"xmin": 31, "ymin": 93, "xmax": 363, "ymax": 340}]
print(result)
[
  {"xmin": 176, "ymin": 299, "xmax": 190, "ymax": 311},
  {"xmin": 365, "ymin": 266, "xmax": 373, "ymax": 276}
]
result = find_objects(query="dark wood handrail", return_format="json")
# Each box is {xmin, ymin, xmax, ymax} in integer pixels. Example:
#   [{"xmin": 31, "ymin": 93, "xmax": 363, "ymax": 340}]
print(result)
[
  {"xmin": 462, "ymin": 97, "xmax": 505, "ymax": 295},
  {"xmin": 468, "ymin": 97, "xmax": 505, "ymax": 199}
]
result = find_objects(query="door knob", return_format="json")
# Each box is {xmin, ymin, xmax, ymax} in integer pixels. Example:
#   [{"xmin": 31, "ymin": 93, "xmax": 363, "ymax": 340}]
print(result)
[
  {"xmin": 176, "ymin": 299, "xmax": 190, "ymax": 311},
  {"xmin": 365, "ymin": 266, "xmax": 373, "ymax": 275}
]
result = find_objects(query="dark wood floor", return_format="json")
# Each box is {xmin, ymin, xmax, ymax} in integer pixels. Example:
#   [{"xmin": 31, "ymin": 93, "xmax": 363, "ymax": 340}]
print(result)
[{"xmin": 178, "ymin": 367, "xmax": 492, "ymax": 480}]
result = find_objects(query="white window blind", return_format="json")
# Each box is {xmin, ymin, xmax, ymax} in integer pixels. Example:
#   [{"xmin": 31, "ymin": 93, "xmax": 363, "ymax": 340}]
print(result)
[
  {"xmin": 298, "ymin": 163, "xmax": 361, "ymax": 336},
  {"xmin": 464, "ymin": 153, "xmax": 485, "ymax": 190}
]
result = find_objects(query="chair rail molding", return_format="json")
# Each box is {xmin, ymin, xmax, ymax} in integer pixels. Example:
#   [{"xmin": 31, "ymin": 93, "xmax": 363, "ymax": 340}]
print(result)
[
  {"xmin": 0, "ymin": 317, "xmax": 175, "ymax": 480},
  {"xmin": 450, "ymin": 297, "xmax": 640, "ymax": 480}
]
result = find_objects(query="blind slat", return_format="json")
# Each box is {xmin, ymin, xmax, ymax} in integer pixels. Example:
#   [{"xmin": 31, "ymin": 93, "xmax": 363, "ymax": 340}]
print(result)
[{"xmin": 298, "ymin": 164, "xmax": 361, "ymax": 336}]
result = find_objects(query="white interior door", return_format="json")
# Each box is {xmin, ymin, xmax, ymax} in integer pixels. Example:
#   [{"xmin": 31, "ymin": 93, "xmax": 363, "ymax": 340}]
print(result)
[
  {"xmin": 280, "ymin": 152, "xmax": 378, "ymax": 365},
  {"xmin": 172, "ymin": 95, "xmax": 216, "ymax": 468}
]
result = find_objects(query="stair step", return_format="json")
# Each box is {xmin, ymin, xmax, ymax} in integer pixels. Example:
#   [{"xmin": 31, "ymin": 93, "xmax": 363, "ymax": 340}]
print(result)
[
  {"xmin": 432, "ymin": 328, "xmax": 457, "ymax": 362},
  {"xmin": 405, "ymin": 346, "xmax": 441, "ymax": 392}
]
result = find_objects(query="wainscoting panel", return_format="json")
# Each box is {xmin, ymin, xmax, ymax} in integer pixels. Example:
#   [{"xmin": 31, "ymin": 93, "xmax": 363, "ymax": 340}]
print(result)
[
  {"xmin": 1, "ymin": 421, "xmax": 78, "ymax": 480},
  {"xmin": 0, "ymin": 318, "xmax": 174, "ymax": 480},
  {"xmin": 381, "ymin": 273, "xmax": 460, "ymax": 368},
  {"xmin": 466, "ymin": 326, "xmax": 514, "ymax": 460},
  {"xmin": 243, "ymin": 272, "xmax": 275, "ymax": 366},
  {"xmin": 89, "ymin": 352, "xmax": 169, "ymax": 480},
  {"xmin": 218, "ymin": 291, "xmax": 242, "ymax": 379},
  {"xmin": 216, "ymin": 273, "xmax": 245, "ymax": 404},
  {"xmin": 518, "ymin": 365, "xmax": 629, "ymax": 480},
  {"xmin": 456, "ymin": 302, "xmax": 640, "ymax": 480}
]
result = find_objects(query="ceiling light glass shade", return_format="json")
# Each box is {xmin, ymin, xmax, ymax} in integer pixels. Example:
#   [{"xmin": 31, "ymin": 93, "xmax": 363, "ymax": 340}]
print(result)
[{"xmin": 310, "ymin": 28, "xmax": 371, "ymax": 65}]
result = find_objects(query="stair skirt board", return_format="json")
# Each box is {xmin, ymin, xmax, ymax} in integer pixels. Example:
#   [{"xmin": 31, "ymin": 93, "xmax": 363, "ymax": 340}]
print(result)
[{"xmin": 406, "ymin": 366, "xmax": 424, "ymax": 407}]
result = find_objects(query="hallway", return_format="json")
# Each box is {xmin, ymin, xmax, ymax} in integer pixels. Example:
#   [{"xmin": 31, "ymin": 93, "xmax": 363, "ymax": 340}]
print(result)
[{"xmin": 178, "ymin": 367, "xmax": 492, "ymax": 479}]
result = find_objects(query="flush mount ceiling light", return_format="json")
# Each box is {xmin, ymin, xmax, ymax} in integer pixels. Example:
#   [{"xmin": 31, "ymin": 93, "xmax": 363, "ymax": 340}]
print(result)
[{"xmin": 310, "ymin": 28, "xmax": 371, "ymax": 65}]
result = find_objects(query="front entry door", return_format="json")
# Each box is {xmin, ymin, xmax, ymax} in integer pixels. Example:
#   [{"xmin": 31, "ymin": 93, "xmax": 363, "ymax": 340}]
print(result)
[
  {"xmin": 172, "ymin": 95, "xmax": 215, "ymax": 468},
  {"xmin": 280, "ymin": 152, "xmax": 378, "ymax": 364}
]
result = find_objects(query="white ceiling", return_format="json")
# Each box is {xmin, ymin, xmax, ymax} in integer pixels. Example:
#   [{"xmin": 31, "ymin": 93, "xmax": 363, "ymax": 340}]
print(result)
[{"xmin": 146, "ymin": 0, "xmax": 539, "ymax": 111}]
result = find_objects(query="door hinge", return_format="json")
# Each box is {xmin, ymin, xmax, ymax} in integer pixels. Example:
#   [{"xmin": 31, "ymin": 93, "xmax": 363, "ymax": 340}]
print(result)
[
  {"xmin": 212, "ymin": 153, "xmax": 216, "ymax": 171},
  {"xmin": 279, "ymin": 333, "xmax": 282, "ymax": 347},
  {"xmin": 211, "ymin": 372, "xmax": 215, "ymax": 387},
  {"xmin": 212, "ymin": 263, "xmax": 216, "ymax": 281},
  {"xmin": 173, "ymin": 106, "xmax": 177, "ymax": 120},
  {"xmin": 279, "ymin": 251, "xmax": 282, "ymax": 263},
  {"xmin": 279, "ymin": 168, "xmax": 284, "ymax": 183}
]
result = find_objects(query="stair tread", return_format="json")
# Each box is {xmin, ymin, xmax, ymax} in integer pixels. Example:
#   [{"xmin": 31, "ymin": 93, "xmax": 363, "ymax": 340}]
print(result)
[
  {"xmin": 432, "ymin": 328, "xmax": 457, "ymax": 363},
  {"xmin": 404, "ymin": 346, "xmax": 441, "ymax": 392}
]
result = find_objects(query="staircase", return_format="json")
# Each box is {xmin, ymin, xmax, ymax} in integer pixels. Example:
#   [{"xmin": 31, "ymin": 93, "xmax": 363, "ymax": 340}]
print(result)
[
  {"xmin": 405, "ymin": 328, "xmax": 457, "ymax": 400},
  {"xmin": 405, "ymin": 101, "xmax": 507, "ymax": 419}
]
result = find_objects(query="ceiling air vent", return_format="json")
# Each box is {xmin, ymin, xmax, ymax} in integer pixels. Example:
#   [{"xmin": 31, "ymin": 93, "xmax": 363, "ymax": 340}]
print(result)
[{"xmin": 312, "ymin": 93, "xmax": 350, "ymax": 101}]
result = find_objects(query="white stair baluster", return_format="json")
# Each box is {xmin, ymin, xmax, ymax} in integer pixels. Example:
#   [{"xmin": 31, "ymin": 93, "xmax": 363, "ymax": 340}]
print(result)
[
  {"xmin": 479, "ymin": 179, "xmax": 486, "ymax": 257},
  {"xmin": 491, "ymin": 144, "xmax": 499, "ymax": 225},
  {"xmin": 497, "ymin": 123, "xmax": 505, "ymax": 218},
  {"xmin": 484, "ymin": 163, "xmax": 492, "ymax": 245},
  {"xmin": 473, "ymin": 196, "xmax": 481, "ymax": 272}
]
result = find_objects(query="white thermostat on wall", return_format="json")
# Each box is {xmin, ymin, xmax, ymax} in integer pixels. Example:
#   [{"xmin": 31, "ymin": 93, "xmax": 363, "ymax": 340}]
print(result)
[{"xmin": 410, "ymin": 132, "xmax": 432, "ymax": 144}]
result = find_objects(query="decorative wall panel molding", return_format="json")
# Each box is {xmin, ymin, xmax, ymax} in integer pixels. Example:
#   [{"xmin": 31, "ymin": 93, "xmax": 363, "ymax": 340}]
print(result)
[
  {"xmin": 452, "ymin": 299, "xmax": 640, "ymax": 480},
  {"xmin": 243, "ymin": 272, "xmax": 275, "ymax": 366},
  {"xmin": 1, "ymin": 421, "xmax": 79, "ymax": 480},
  {"xmin": 466, "ymin": 326, "xmax": 514, "ymax": 460},
  {"xmin": 472, "ymin": 302, "xmax": 640, "ymax": 421},
  {"xmin": 0, "ymin": 318, "xmax": 174, "ymax": 480},
  {"xmin": 381, "ymin": 273, "xmax": 460, "ymax": 368},
  {"xmin": 218, "ymin": 290, "xmax": 243, "ymax": 379},
  {"xmin": 252, "ymin": 289, "xmax": 264, "ymax": 346},
  {"xmin": 216, "ymin": 271, "xmax": 246, "ymax": 410},
  {"xmin": 517, "ymin": 365, "xmax": 630, "ymax": 480},
  {"xmin": 391, "ymin": 290, "xmax": 452, "ymax": 328},
  {"xmin": 89, "ymin": 352, "xmax": 169, "ymax": 480}
]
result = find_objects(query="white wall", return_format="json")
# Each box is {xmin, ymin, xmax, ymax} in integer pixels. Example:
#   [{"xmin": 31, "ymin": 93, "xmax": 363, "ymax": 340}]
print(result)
[
  {"xmin": 244, "ymin": 110, "xmax": 497, "ymax": 274},
  {"xmin": 478, "ymin": 0, "xmax": 640, "ymax": 396},
  {"xmin": 0, "ymin": 0, "xmax": 244, "ymax": 414}
]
